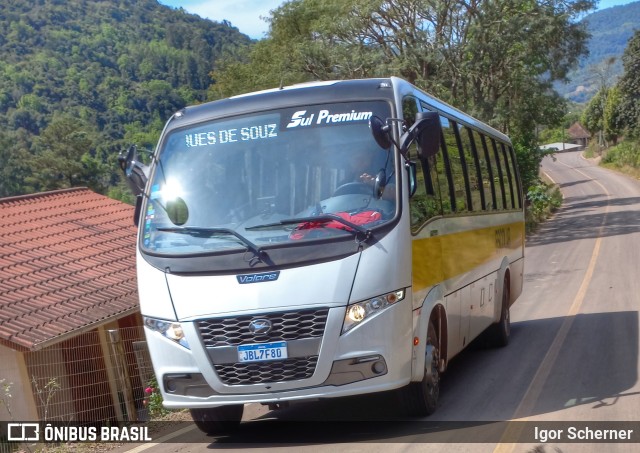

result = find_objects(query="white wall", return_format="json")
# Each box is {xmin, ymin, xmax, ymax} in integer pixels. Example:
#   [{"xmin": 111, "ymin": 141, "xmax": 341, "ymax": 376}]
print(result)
[{"xmin": 0, "ymin": 344, "xmax": 38, "ymax": 421}]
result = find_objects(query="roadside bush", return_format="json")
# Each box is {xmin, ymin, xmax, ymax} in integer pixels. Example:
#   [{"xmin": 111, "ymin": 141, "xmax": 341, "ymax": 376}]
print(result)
[
  {"xmin": 144, "ymin": 376, "xmax": 169, "ymax": 419},
  {"xmin": 602, "ymin": 141, "xmax": 640, "ymax": 167},
  {"xmin": 526, "ymin": 182, "xmax": 562, "ymax": 233}
]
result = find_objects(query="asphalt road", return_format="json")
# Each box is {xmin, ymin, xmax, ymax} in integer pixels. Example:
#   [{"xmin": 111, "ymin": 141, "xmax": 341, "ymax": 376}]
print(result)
[{"xmin": 120, "ymin": 151, "xmax": 640, "ymax": 453}]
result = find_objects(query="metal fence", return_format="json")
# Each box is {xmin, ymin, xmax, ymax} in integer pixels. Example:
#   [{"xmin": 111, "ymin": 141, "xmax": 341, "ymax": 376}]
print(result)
[{"xmin": 23, "ymin": 326, "xmax": 153, "ymax": 424}]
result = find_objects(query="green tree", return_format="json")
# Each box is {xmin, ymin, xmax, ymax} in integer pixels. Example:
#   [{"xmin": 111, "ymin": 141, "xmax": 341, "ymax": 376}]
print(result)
[
  {"xmin": 0, "ymin": 0, "xmax": 251, "ymax": 197},
  {"xmin": 213, "ymin": 0, "xmax": 592, "ymax": 193},
  {"xmin": 0, "ymin": 131, "xmax": 33, "ymax": 197},
  {"xmin": 582, "ymin": 88, "xmax": 606, "ymax": 143},
  {"xmin": 26, "ymin": 116, "xmax": 105, "ymax": 191},
  {"xmin": 603, "ymin": 85, "xmax": 623, "ymax": 145},
  {"xmin": 618, "ymin": 30, "xmax": 640, "ymax": 138},
  {"xmin": 213, "ymin": 0, "xmax": 592, "ymax": 135}
]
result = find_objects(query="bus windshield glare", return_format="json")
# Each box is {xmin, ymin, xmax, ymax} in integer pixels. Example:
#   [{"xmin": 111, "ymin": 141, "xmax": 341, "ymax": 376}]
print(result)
[{"xmin": 141, "ymin": 101, "xmax": 396, "ymax": 255}]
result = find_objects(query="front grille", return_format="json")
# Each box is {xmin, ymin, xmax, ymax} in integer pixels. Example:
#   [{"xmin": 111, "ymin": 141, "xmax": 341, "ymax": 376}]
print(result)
[
  {"xmin": 197, "ymin": 308, "xmax": 329, "ymax": 347},
  {"xmin": 214, "ymin": 356, "xmax": 318, "ymax": 385}
]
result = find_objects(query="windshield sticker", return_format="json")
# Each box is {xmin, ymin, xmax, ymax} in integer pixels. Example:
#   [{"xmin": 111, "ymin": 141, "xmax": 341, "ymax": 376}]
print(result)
[
  {"xmin": 185, "ymin": 123, "xmax": 278, "ymax": 148},
  {"xmin": 286, "ymin": 109, "xmax": 373, "ymax": 129}
]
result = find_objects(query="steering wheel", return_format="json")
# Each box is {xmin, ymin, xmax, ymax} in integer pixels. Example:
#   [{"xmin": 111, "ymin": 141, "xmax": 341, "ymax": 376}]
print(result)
[{"xmin": 332, "ymin": 182, "xmax": 373, "ymax": 197}]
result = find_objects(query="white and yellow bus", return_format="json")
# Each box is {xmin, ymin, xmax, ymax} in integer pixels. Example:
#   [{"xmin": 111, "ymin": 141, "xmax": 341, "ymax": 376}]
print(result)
[{"xmin": 120, "ymin": 77, "xmax": 524, "ymax": 433}]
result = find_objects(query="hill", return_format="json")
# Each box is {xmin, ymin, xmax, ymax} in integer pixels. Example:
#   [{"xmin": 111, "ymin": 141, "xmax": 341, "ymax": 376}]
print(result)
[
  {"xmin": 559, "ymin": 1, "xmax": 640, "ymax": 102},
  {"xmin": 0, "ymin": 0, "xmax": 251, "ymax": 198}
]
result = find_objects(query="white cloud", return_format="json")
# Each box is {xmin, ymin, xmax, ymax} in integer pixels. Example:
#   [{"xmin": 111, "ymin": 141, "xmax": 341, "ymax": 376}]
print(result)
[
  {"xmin": 163, "ymin": 0, "xmax": 635, "ymax": 39},
  {"xmin": 160, "ymin": 0, "xmax": 284, "ymax": 39}
]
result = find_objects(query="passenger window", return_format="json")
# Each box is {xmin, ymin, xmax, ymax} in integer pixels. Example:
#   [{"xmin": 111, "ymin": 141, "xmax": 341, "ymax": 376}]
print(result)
[
  {"xmin": 460, "ymin": 126, "xmax": 485, "ymax": 211},
  {"xmin": 499, "ymin": 142, "xmax": 515, "ymax": 209},
  {"xmin": 490, "ymin": 138, "xmax": 507, "ymax": 210},
  {"xmin": 507, "ymin": 145, "xmax": 522, "ymax": 208},
  {"xmin": 442, "ymin": 120, "xmax": 468, "ymax": 212},
  {"xmin": 402, "ymin": 96, "xmax": 418, "ymax": 129},
  {"xmin": 408, "ymin": 146, "xmax": 446, "ymax": 231},
  {"xmin": 482, "ymin": 135, "xmax": 502, "ymax": 210},
  {"xmin": 404, "ymin": 96, "xmax": 443, "ymax": 231},
  {"xmin": 419, "ymin": 101, "xmax": 455, "ymax": 215},
  {"xmin": 472, "ymin": 130, "xmax": 494, "ymax": 210}
]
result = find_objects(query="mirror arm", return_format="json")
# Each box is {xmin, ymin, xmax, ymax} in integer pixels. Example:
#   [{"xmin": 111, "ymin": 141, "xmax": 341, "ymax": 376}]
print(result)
[
  {"xmin": 133, "ymin": 194, "xmax": 143, "ymax": 227},
  {"xmin": 384, "ymin": 118, "xmax": 404, "ymax": 152},
  {"xmin": 398, "ymin": 127, "xmax": 419, "ymax": 159}
]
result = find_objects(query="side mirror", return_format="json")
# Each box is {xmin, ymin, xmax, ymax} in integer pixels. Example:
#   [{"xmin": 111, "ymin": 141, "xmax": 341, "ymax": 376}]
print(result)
[
  {"xmin": 415, "ymin": 111, "xmax": 442, "ymax": 158},
  {"xmin": 118, "ymin": 145, "xmax": 149, "ymax": 196},
  {"xmin": 400, "ymin": 111, "xmax": 442, "ymax": 158},
  {"xmin": 369, "ymin": 116, "xmax": 392, "ymax": 150}
]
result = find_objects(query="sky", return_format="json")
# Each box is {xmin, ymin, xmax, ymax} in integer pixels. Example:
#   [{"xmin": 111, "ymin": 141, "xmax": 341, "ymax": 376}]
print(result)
[{"xmin": 158, "ymin": 0, "xmax": 639, "ymax": 40}]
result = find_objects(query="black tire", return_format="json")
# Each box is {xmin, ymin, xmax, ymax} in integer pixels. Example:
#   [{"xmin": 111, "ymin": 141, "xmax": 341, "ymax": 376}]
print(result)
[
  {"xmin": 190, "ymin": 405, "xmax": 244, "ymax": 435},
  {"xmin": 400, "ymin": 321, "xmax": 440, "ymax": 416},
  {"xmin": 490, "ymin": 277, "xmax": 511, "ymax": 347}
]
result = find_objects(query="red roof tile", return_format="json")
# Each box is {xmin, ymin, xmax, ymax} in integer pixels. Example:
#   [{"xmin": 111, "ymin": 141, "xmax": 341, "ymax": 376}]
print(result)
[
  {"xmin": 568, "ymin": 122, "xmax": 590, "ymax": 139},
  {"xmin": 0, "ymin": 188, "xmax": 139, "ymax": 351}
]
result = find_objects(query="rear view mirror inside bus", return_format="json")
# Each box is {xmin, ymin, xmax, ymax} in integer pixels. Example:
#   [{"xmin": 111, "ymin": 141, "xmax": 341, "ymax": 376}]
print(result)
[{"xmin": 166, "ymin": 197, "xmax": 189, "ymax": 226}]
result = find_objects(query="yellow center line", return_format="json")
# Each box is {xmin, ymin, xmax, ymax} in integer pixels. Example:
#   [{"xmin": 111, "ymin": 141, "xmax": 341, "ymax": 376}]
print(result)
[{"xmin": 493, "ymin": 161, "xmax": 610, "ymax": 452}]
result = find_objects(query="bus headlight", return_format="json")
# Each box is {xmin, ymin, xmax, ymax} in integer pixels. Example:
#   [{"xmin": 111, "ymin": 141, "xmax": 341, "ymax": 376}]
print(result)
[
  {"xmin": 342, "ymin": 289, "xmax": 406, "ymax": 334},
  {"xmin": 144, "ymin": 317, "xmax": 190, "ymax": 349}
]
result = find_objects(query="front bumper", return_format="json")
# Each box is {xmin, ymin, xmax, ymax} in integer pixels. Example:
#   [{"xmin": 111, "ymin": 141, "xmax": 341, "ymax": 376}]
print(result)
[{"xmin": 145, "ymin": 300, "xmax": 412, "ymax": 408}]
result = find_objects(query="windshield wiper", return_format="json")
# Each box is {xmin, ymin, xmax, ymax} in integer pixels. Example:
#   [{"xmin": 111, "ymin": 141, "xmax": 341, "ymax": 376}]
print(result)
[
  {"xmin": 156, "ymin": 226, "xmax": 264, "ymax": 256},
  {"xmin": 246, "ymin": 214, "xmax": 373, "ymax": 242}
]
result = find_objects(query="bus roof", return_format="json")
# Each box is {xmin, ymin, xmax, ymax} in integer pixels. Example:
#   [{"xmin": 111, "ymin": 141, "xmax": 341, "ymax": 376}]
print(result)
[{"xmin": 166, "ymin": 77, "xmax": 510, "ymax": 144}]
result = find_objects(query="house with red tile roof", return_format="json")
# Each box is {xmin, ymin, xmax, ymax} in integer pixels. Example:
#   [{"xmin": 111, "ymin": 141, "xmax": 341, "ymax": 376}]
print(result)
[
  {"xmin": 0, "ymin": 188, "xmax": 150, "ymax": 423},
  {"xmin": 567, "ymin": 122, "xmax": 591, "ymax": 150}
]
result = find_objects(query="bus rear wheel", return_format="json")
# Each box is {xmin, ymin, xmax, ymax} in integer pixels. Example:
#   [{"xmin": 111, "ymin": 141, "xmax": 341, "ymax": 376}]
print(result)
[
  {"xmin": 190, "ymin": 404, "xmax": 244, "ymax": 435},
  {"xmin": 401, "ymin": 321, "xmax": 440, "ymax": 416},
  {"xmin": 490, "ymin": 276, "xmax": 511, "ymax": 347}
]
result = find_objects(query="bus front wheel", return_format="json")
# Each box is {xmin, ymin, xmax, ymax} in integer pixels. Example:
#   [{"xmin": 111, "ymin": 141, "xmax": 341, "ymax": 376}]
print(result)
[
  {"xmin": 401, "ymin": 321, "xmax": 440, "ymax": 416},
  {"xmin": 190, "ymin": 404, "xmax": 244, "ymax": 435}
]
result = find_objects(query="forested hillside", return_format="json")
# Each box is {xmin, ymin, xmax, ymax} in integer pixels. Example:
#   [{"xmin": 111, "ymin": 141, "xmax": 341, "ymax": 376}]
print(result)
[
  {"xmin": 0, "ymin": 0, "xmax": 251, "ymax": 199},
  {"xmin": 560, "ymin": 1, "xmax": 640, "ymax": 101}
]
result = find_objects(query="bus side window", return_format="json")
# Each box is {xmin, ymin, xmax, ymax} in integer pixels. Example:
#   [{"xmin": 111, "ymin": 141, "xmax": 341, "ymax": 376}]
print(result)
[
  {"xmin": 408, "ymin": 146, "xmax": 446, "ymax": 231},
  {"xmin": 463, "ymin": 126, "xmax": 486, "ymax": 211},
  {"xmin": 452, "ymin": 122, "xmax": 476, "ymax": 211},
  {"xmin": 472, "ymin": 130, "xmax": 495, "ymax": 210},
  {"xmin": 436, "ymin": 121, "xmax": 455, "ymax": 216},
  {"xmin": 442, "ymin": 119, "xmax": 468, "ymax": 212},
  {"xmin": 419, "ymin": 101, "xmax": 455, "ymax": 216},
  {"xmin": 482, "ymin": 135, "xmax": 502, "ymax": 210},
  {"xmin": 500, "ymin": 142, "xmax": 515, "ymax": 209},
  {"xmin": 508, "ymin": 145, "xmax": 523, "ymax": 208},
  {"xmin": 490, "ymin": 138, "xmax": 507, "ymax": 210},
  {"xmin": 404, "ymin": 96, "xmax": 443, "ymax": 231},
  {"xmin": 402, "ymin": 96, "xmax": 418, "ymax": 127}
]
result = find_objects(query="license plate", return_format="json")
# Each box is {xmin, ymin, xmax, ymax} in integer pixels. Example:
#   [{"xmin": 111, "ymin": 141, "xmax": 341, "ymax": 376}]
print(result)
[{"xmin": 238, "ymin": 341, "xmax": 288, "ymax": 363}]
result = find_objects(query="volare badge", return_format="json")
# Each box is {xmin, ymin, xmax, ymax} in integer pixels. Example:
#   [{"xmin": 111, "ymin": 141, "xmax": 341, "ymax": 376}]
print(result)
[{"xmin": 236, "ymin": 271, "xmax": 280, "ymax": 284}]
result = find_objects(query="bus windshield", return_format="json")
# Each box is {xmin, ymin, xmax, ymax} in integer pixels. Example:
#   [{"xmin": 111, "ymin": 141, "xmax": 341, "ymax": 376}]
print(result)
[{"xmin": 141, "ymin": 101, "xmax": 396, "ymax": 255}]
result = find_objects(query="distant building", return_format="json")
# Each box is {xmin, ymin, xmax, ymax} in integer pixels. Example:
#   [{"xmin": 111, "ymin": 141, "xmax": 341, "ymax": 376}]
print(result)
[
  {"xmin": 539, "ymin": 142, "xmax": 582, "ymax": 153},
  {"xmin": 567, "ymin": 122, "xmax": 590, "ymax": 150},
  {"xmin": 0, "ymin": 188, "xmax": 150, "ymax": 423},
  {"xmin": 540, "ymin": 122, "xmax": 591, "ymax": 153}
]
